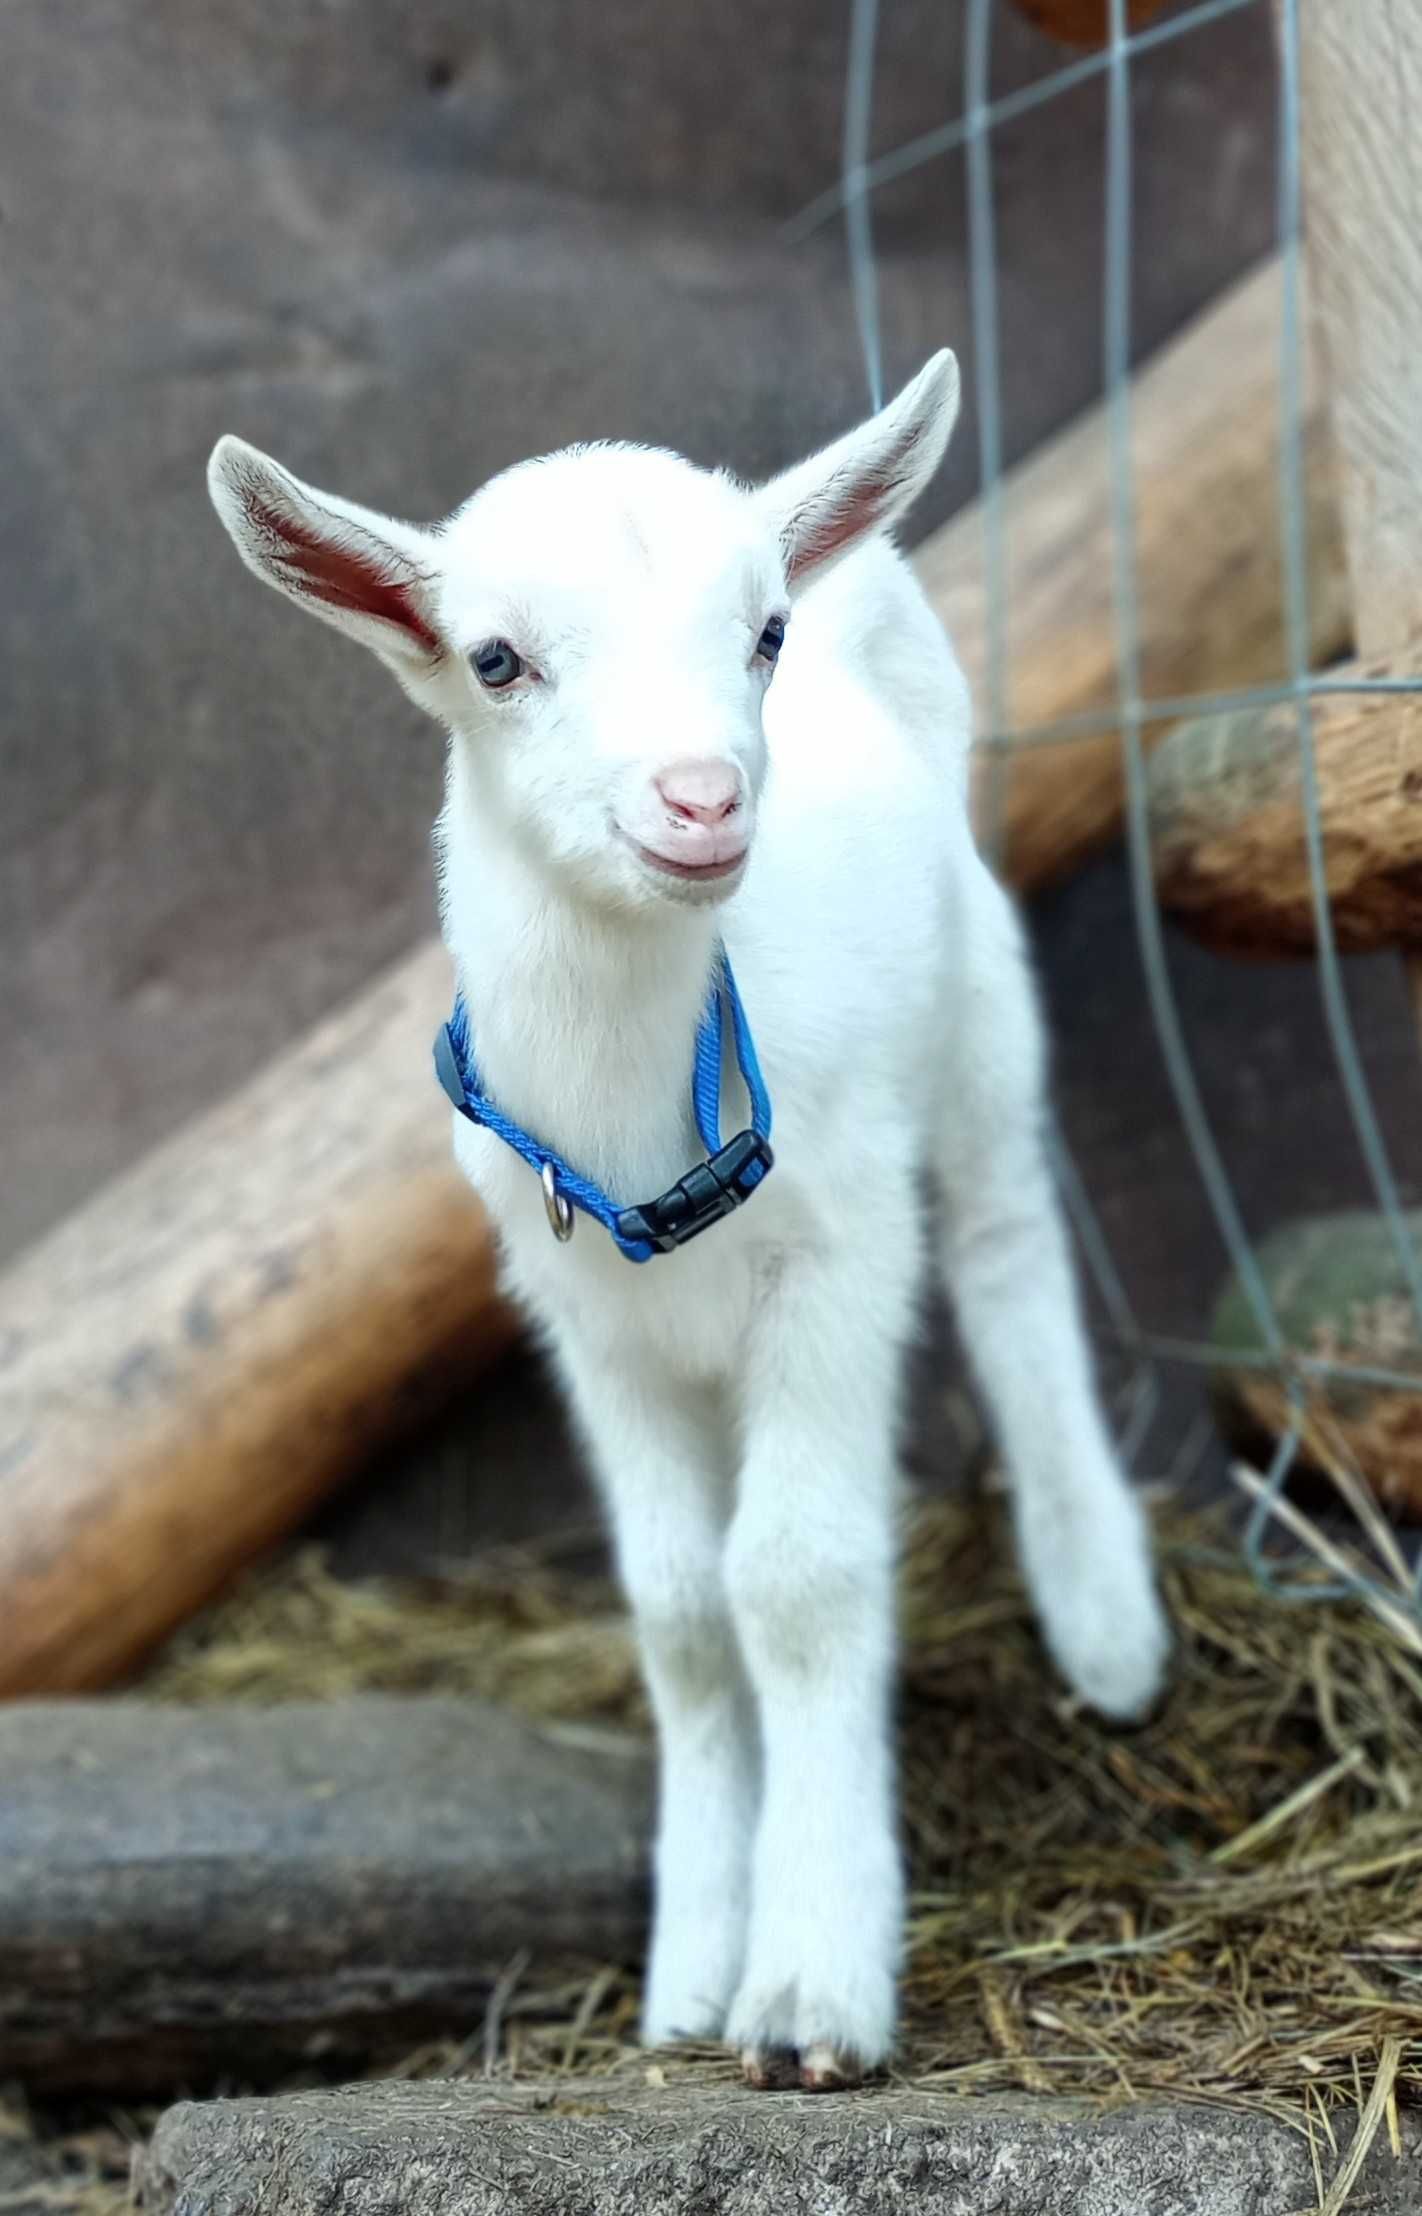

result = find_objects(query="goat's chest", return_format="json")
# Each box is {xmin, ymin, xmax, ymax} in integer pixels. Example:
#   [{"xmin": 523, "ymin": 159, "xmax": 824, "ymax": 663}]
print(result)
[{"xmin": 452, "ymin": 1109, "xmax": 812, "ymax": 1387}]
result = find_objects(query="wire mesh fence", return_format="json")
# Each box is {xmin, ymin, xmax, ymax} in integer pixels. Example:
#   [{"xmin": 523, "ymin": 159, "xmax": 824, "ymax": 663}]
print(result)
[{"xmin": 804, "ymin": 0, "xmax": 1422, "ymax": 1624}]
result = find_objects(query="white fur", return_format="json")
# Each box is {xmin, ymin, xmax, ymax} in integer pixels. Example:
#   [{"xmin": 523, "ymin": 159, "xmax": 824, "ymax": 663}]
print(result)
[{"xmin": 208, "ymin": 354, "xmax": 1168, "ymax": 2083}]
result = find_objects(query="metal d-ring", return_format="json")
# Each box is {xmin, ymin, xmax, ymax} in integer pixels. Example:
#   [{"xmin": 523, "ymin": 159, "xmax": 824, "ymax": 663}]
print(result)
[{"xmin": 541, "ymin": 1161, "xmax": 575, "ymax": 1243}]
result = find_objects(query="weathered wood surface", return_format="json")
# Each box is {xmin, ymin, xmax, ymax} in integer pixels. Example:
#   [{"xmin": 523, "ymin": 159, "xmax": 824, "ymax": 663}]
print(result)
[
  {"xmin": 940, "ymin": 255, "xmax": 1349, "ymax": 892},
  {"xmin": 1147, "ymin": 643, "xmax": 1422, "ymax": 957},
  {"xmin": 0, "ymin": 946, "xmax": 520, "ymax": 1697},
  {"xmin": 0, "ymin": 1697, "xmax": 650, "ymax": 2092},
  {"xmin": 140, "ymin": 2077, "xmax": 1422, "ymax": 2216},
  {"xmin": 1211, "ymin": 1209, "xmax": 1422, "ymax": 1521},
  {"xmin": 1296, "ymin": 2, "xmax": 1422, "ymax": 663},
  {"xmin": 1294, "ymin": 4, "xmax": 1422, "ymax": 994}
]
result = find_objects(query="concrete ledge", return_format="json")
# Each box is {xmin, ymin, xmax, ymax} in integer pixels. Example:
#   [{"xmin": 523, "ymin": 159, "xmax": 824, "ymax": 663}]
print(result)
[{"xmin": 142, "ymin": 2076, "xmax": 1422, "ymax": 2216}]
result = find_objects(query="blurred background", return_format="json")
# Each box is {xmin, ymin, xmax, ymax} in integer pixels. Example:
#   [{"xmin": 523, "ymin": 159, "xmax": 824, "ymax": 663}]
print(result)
[{"xmin": 14, "ymin": 0, "xmax": 1415, "ymax": 1586}]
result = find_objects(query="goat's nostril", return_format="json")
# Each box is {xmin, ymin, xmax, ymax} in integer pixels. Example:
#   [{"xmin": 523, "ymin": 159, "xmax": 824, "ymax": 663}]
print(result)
[{"xmin": 654, "ymin": 758, "xmax": 743, "ymax": 829}]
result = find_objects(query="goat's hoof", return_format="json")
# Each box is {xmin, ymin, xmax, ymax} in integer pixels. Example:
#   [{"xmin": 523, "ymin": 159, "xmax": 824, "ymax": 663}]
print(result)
[
  {"xmin": 799, "ymin": 2041, "xmax": 863, "ymax": 2091},
  {"xmin": 739, "ymin": 2044, "xmax": 801, "ymax": 2091},
  {"xmin": 739, "ymin": 2041, "xmax": 865, "ymax": 2092}
]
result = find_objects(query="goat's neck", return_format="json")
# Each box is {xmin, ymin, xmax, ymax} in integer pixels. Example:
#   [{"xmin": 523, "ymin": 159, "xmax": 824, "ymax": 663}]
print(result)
[{"xmin": 438, "ymin": 778, "xmax": 720, "ymax": 1188}]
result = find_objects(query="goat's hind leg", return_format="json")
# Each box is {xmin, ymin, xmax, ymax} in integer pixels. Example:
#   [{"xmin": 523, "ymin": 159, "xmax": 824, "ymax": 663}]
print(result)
[{"xmin": 934, "ymin": 863, "xmax": 1169, "ymax": 1719}]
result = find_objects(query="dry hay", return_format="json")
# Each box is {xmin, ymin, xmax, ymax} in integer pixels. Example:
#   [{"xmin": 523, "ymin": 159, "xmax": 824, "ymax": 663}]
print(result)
[
  {"xmin": 0, "ymin": 2096, "xmax": 139, "ymax": 2216},
  {"xmin": 131, "ymin": 1486, "xmax": 1422, "ymax": 2147}
]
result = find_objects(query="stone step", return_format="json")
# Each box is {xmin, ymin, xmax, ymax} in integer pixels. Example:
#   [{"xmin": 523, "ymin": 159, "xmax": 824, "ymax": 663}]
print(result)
[{"xmin": 140, "ymin": 2075, "xmax": 1422, "ymax": 2216}]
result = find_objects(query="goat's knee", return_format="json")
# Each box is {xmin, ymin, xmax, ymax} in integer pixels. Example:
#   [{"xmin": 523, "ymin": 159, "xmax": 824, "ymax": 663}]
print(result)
[
  {"xmin": 725, "ymin": 1511, "xmax": 892, "ymax": 1691},
  {"xmin": 636, "ymin": 1593, "xmax": 742, "ymax": 1718}
]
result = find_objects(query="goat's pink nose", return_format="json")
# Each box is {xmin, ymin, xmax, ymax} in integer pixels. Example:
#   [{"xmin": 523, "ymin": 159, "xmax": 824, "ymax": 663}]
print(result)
[{"xmin": 655, "ymin": 758, "xmax": 742, "ymax": 828}]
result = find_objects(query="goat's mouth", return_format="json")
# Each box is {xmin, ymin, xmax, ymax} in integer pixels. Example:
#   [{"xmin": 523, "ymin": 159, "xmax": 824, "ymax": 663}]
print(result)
[{"xmin": 618, "ymin": 830, "xmax": 749, "ymax": 889}]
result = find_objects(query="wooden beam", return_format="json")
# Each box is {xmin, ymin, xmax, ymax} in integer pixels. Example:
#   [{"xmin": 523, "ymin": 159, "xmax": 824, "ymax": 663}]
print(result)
[
  {"xmin": 0, "ymin": 1697, "xmax": 650, "ymax": 2092},
  {"xmin": 1294, "ymin": 3, "xmax": 1422, "ymax": 661},
  {"xmin": 1294, "ymin": 1, "xmax": 1422, "ymax": 1031},
  {"xmin": 0, "ymin": 945, "xmax": 518, "ymax": 1696}
]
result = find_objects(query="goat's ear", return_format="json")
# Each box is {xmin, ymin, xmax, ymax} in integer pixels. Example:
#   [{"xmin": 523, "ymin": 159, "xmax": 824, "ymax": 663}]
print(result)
[
  {"xmin": 207, "ymin": 436, "xmax": 443, "ymax": 670},
  {"xmin": 757, "ymin": 349, "xmax": 960, "ymax": 589}
]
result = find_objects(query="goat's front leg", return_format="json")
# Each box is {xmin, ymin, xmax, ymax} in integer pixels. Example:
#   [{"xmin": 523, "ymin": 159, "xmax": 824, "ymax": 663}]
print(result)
[
  {"xmin": 557, "ymin": 1344, "xmax": 757, "ymax": 2044},
  {"xmin": 722, "ymin": 1238, "xmax": 914, "ymax": 2090}
]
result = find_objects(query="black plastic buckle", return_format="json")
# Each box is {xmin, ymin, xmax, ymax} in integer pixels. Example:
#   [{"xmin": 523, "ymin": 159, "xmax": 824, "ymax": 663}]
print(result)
[{"xmin": 615, "ymin": 1129, "xmax": 774, "ymax": 1255}]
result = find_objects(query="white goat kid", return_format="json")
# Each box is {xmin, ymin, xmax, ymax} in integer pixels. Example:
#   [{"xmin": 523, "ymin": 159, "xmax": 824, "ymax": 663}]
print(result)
[{"xmin": 208, "ymin": 352, "xmax": 1168, "ymax": 2091}]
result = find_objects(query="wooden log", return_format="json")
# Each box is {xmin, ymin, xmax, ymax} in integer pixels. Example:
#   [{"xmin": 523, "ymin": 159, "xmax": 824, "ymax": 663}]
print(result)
[
  {"xmin": 0, "ymin": 944, "xmax": 518, "ymax": 1697},
  {"xmin": 0, "ymin": 1696, "xmax": 650, "ymax": 2093},
  {"xmin": 1292, "ymin": 0, "xmax": 1422, "ymax": 1019},
  {"xmin": 1210, "ymin": 1210, "xmax": 1422, "ymax": 1521},
  {"xmin": 0, "ymin": 257, "xmax": 1346, "ymax": 1699},
  {"xmin": 1146, "ymin": 642, "xmax": 1422, "ymax": 957},
  {"xmin": 937, "ymin": 255, "xmax": 1350, "ymax": 892}
]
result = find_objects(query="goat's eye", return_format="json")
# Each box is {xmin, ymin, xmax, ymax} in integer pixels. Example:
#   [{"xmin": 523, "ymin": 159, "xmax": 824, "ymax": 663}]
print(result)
[
  {"xmin": 756, "ymin": 615, "xmax": 786, "ymax": 665},
  {"xmin": 471, "ymin": 639, "xmax": 525, "ymax": 690}
]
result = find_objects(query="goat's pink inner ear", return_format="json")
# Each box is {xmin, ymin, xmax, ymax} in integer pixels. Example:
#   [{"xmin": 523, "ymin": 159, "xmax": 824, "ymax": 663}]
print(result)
[
  {"xmin": 783, "ymin": 471, "xmax": 892, "ymax": 583},
  {"xmin": 241, "ymin": 484, "xmax": 440, "ymax": 656}
]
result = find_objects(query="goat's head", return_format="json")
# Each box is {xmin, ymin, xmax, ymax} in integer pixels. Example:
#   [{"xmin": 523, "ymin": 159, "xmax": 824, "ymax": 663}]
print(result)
[{"xmin": 207, "ymin": 351, "xmax": 959, "ymax": 914}]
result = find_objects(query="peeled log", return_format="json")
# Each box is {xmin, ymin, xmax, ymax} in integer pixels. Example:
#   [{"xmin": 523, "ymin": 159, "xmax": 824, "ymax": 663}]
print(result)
[
  {"xmin": 1210, "ymin": 1210, "xmax": 1422, "ymax": 1519},
  {"xmin": 0, "ymin": 944, "xmax": 518, "ymax": 1697},
  {"xmin": 1146, "ymin": 643, "xmax": 1422, "ymax": 957},
  {"xmin": 939, "ymin": 255, "xmax": 1350, "ymax": 893}
]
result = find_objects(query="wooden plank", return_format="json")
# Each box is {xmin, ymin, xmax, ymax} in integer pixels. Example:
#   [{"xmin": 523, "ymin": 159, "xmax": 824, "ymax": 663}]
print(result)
[
  {"xmin": 1294, "ymin": 2, "xmax": 1422, "ymax": 660},
  {"xmin": 0, "ymin": 945, "xmax": 518, "ymax": 1695},
  {"xmin": 0, "ymin": 1697, "xmax": 650, "ymax": 2092}
]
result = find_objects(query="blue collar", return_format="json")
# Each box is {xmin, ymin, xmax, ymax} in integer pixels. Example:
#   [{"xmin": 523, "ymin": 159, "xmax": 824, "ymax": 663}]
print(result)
[{"xmin": 434, "ymin": 949, "xmax": 774, "ymax": 1262}]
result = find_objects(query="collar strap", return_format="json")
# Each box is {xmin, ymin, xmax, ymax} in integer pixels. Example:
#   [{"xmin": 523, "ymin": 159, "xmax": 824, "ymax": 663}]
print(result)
[{"xmin": 434, "ymin": 950, "xmax": 774, "ymax": 1263}]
